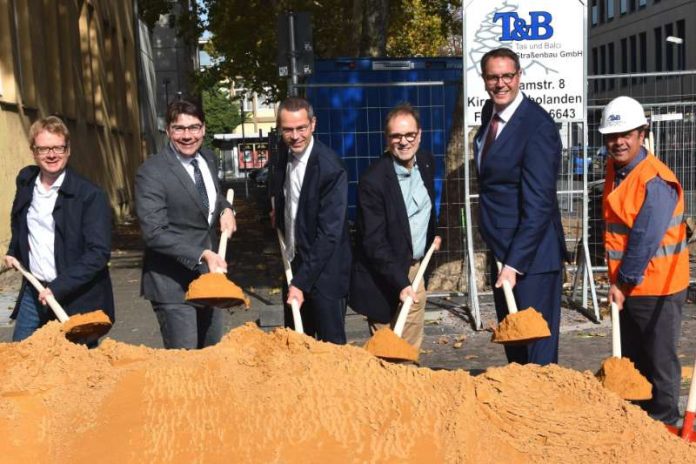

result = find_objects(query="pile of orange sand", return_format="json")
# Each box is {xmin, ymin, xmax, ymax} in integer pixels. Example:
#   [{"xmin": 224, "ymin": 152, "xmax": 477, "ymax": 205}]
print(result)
[
  {"xmin": 597, "ymin": 356, "xmax": 653, "ymax": 400},
  {"xmin": 0, "ymin": 322, "xmax": 694, "ymax": 463},
  {"xmin": 491, "ymin": 308, "xmax": 551, "ymax": 344}
]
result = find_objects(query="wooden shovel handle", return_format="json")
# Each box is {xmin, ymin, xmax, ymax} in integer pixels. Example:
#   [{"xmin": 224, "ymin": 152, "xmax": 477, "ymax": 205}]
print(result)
[
  {"xmin": 686, "ymin": 355, "xmax": 696, "ymax": 414},
  {"xmin": 495, "ymin": 261, "xmax": 518, "ymax": 314},
  {"xmin": 393, "ymin": 237, "xmax": 440, "ymax": 337},
  {"xmin": 11, "ymin": 260, "xmax": 69, "ymax": 323},
  {"xmin": 276, "ymin": 229, "xmax": 304, "ymax": 334},
  {"xmin": 610, "ymin": 301, "xmax": 621, "ymax": 358},
  {"xmin": 215, "ymin": 189, "xmax": 235, "ymax": 273}
]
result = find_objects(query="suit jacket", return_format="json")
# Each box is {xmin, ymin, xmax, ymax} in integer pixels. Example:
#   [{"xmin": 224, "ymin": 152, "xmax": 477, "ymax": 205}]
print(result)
[
  {"xmin": 135, "ymin": 144, "xmax": 231, "ymax": 303},
  {"xmin": 272, "ymin": 138, "xmax": 351, "ymax": 299},
  {"xmin": 349, "ymin": 150, "xmax": 437, "ymax": 323},
  {"xmin": 475, "ymin": 96, "xmax": 567, "ymax": 274},
  {"xmin": 7, "ymin": 166, "xmax": 115, "ymax": 321}
]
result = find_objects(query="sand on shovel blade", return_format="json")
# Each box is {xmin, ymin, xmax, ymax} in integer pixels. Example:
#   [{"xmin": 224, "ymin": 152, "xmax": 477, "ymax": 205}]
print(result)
[
  {"xmin": 62, "ymin": 310, "xmax": 112, "ymax": 343},
  {"xmin": 363, "ymin": 327, "xmax": 419, "ymax": 362},
  {"xmin": 491, "ymin": 308, "xmax": 551, "ymax": 345},
  {"xmin": 596, "ymin": 356, "xmax": 653, "ymax": 401},
  {"xmin": 185, "ymin": 273, "xmax": 250, "ymax": 308}
]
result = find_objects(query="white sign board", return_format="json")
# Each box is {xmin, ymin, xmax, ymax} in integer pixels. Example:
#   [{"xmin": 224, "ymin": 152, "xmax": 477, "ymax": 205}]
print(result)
[{"xmin": 464, "ymin": 0, "xmax": 586, "ymax": 124}]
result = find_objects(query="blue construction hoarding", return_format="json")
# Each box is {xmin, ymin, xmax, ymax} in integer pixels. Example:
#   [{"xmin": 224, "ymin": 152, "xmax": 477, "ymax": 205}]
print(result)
[{"xmin": 304, "ymin": 57, "xmax": 463, "ymax": 220}]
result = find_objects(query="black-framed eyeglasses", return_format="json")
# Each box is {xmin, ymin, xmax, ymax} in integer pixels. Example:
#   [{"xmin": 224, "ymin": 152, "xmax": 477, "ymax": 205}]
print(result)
[
  {"xmin": 170, "ymin": 124, "xmax": 203, "ymax": 135},
  {"xmin": 484, "ymin": 72, "xmax": 519, "ymax": 84},
  {"xmin": 281, "ymin": 124, "xmax": 311, "ymax": 136},
  {"xmin": 388, "ymin": 132, "xmax": 418, "ymax": 143},
  {"xmin": 33, "ymin": 145, "xmax": 68, "ymax": 156}
]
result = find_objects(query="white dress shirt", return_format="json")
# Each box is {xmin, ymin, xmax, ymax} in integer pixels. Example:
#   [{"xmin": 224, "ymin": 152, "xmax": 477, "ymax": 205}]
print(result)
[
  {"xmin": 175, "ymin": 146, "xmax": 216, "ymax": 224},
  {"xmin": 27, "ymin": 172, "xmax": 66, "ymax": 282},
  {"xmin": 477, "ymin": 90, "xmax": 525, "ymax": 169},
  {"xmin": 284, "ymin": 136, "xmax": 314, "ymax": 262}
]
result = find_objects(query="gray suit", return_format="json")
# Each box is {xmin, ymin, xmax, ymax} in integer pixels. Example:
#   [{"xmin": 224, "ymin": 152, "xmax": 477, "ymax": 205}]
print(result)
[{"xmin": 135, "ymin": 144, "xmax": 231, "ymax": 348}]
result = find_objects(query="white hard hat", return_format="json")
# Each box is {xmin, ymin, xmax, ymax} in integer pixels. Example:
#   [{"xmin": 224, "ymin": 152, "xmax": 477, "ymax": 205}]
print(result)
[{"xmin": 598, "ymin": 96, "xmax": 648, "ymax": 134}]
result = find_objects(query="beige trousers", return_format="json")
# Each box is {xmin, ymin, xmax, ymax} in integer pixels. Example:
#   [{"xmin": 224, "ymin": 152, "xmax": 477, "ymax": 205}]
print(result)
[{"xmin": 368, "ymin": 261, "xmax": 426, "ymax": 352}]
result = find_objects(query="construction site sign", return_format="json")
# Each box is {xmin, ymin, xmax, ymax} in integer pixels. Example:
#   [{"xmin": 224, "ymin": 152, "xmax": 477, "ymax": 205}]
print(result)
[{"xmin": 463, "ymin": 0, "xmax": 586, "ymax": 124}]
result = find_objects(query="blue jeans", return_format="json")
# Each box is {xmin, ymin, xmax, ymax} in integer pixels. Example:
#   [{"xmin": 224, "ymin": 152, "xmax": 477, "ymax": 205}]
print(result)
[{"xmin": 12, "ymin": 286, "xmax": 53, "ymax": 342}]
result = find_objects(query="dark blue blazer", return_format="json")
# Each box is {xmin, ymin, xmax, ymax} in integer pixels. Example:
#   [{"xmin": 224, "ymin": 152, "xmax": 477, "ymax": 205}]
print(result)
[
  {"xmin": 475, "ymin": 96, "xmax": 567, "ymax": 274},
  {"xmin": 7, "ymin": 166, "xmax": 115, "ymax": 321},
  {"xmin": 350, "ymin": 150, "xmax": 437, "ymax": 323},
  {"xmin": 273, "ymin": 138, "xmax": 351, "ymax": 299}
]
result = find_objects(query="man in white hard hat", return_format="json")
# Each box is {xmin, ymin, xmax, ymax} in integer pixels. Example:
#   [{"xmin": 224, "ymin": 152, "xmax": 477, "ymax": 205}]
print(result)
[{"xmin": 600, "ymin": 95, "xmax": 689, "ymax": 426}]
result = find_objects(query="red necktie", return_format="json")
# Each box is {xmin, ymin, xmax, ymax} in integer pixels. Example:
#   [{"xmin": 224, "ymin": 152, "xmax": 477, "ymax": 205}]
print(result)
[{"xmin": 481, "ymin": 114, "xmax": 501, "ymax": 161}]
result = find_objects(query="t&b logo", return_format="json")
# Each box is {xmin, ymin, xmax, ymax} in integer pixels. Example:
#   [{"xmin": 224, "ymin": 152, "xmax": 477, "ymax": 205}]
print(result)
[{"xmin": 494, "ymin": 11, "xmax": 554, "ymax": 41}]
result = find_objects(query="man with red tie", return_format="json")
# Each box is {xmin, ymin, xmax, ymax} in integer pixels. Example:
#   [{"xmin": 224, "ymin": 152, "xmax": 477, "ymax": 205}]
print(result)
[{"xmin": 475, "ymin": 48, "xmax": 567, "ymax": 365}]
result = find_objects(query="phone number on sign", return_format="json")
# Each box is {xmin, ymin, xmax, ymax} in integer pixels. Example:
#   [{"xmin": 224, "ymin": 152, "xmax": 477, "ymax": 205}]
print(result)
[{"xmin": 547, "ymin": 108, "xmax": 577, "ymax": 120}]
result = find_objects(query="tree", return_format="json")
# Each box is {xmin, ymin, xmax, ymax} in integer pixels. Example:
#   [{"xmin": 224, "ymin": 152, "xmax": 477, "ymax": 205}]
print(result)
[
  {"xmin": 195, "ymin": 0, "xmax": 460, "ymax": 99},
  {"xmin": 201, "ymin": 85, "xmax": 244, "ymax": 148}
]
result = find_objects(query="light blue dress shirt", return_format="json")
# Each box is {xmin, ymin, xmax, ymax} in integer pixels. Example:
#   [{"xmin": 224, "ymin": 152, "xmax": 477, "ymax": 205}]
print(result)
[{"xmin": 394, "ymin": 159, "xmax": 432, "ymax": 260}]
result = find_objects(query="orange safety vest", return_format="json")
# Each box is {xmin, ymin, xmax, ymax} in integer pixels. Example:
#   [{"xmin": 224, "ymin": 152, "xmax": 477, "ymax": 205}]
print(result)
[{"xmin": 603, "ymin": 153, "xmax": 689, "ymax": 296}]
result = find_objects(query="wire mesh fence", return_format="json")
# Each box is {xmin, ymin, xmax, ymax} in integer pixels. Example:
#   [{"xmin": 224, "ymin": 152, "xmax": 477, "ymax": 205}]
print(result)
[{"xmin": 297, "ymin": 69, "xmax": 696, "ymax": 329}]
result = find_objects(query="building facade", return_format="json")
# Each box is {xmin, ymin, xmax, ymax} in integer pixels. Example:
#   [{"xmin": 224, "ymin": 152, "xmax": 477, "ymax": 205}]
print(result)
[
  {"xmin": 589, "ymin": 0, "xmax": 695, "ymax": 99},
  {"xmin": 0, "ymin": 0, "xmax": 144, "ymax": 250}
]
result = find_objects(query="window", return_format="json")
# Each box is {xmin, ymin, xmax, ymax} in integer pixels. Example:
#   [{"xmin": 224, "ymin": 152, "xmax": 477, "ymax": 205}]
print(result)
[
  {"xmin": 639, "ymin": 32, "xmax": 647, "ymax": 83},
  {"xmin": 629, "ymin": 35, "xmax": 637, "ymax": 84},
  {"xmin": 620, "ymin": 0, "xmax": 628, "ymax": 14},
  {"xmin": 639, "ymin": 0, "xmax": 647, "ymax": 7},
  {"xmin": 654, "ymin": 27, "xmax": 662, "ymax": 72},
  {"xmin": 676, "ymin": 20, "xmax": 685, "ymax": 70},
  {"xmin": 665, "ymin": 23, "xmax": 674, "ymax": 71},
  {"xmin": 607, "ymin": 0, "xmax": 615, "ymax": 20},
  {"xmin": 600, "ymin": 44, "xmax": 607, "ymax": 91},
  {"xmin": 592, "ymin": 1, "xmax": 598, "ymax": 26},
  {"xmin": 608, "ymin": 43, "xmax": 616, "ymax": 89},
  {"xmin": 592, "ymin": 47, "xmax": 599, "ymax": 91},
  {"xmin": 620, "ymin": 37, "xmax": 628, "ymax": 87}
]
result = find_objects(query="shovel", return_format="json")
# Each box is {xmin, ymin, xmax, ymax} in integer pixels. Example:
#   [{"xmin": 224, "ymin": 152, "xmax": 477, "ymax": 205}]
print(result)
[
  {"xmin": 595, "ymin": 302, "xmax": 652, "ymax": 400},
  {"xmin": 276, "ymin": 229, "xmax": 304, "ymax": 334},
  {"xmin": 490, "ymin": 261, "xmax": 551, "ymax": 344},
  {"xmin": 185, "ymin": 190, "xmax": 249, "ymax": 308},
  {"xmin": 363, "ymin": 237, "xmax": 441, "ymax": 363},
  {"xmin": 11, "ymin": 260, "xmax": 111, "ymax": 344}
]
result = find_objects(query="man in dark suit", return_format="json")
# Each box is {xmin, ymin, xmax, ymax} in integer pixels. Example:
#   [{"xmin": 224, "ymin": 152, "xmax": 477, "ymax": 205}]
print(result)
[
  {"xmin": 4, "ymin": 116, "xmax": 114, "ymax": 342},
  {"xmin": 475, "ymin": 48, "xmax": 566, "ymax": 365},
  {"xmin": 270, "ymin": 97, "xmax": 351, "ymax": 344},
  {"xmin": 350, "ymin": 103, "xmax": 439, "ymax": 352},
  {"xmin": 135, "ymin": 100, "xmax": 236, "ymax": 349}
]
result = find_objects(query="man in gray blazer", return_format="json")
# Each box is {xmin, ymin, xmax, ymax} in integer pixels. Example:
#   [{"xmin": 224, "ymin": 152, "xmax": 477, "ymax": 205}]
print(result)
[{"xmin": 135, "ymin": 100, "xmax": 236, "ymax": 349}]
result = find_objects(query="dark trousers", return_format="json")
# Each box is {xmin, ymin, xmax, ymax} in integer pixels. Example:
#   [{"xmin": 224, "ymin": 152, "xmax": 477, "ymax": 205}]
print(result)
[
  {"xmin": 152, "ymin": 301, "xmax": 225, "ymax": 349},
  {"xmin": 13, "ymin": 285, "xmax": 54, "ymax": 342},
  {"xmin": 620, "ymin": 289, "xmax": 685, "ymax": 425},
  {"xmin": 283, "ymin": 284, "xmax": 347, "ymax": 345},
  {"xmin": 490, "ymin": 260, "xmax": 562, "ymax": 366}
]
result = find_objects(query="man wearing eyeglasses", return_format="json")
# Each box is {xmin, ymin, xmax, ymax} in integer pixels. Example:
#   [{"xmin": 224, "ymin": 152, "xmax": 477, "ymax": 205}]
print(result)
[
  {"xmin": 270, "ymin": 96, "xmax": 351, "ymax": 344},
  {"xmin": 350, "ymin": 103, "xmax": 439, "ymax": 355},
  {"xmin": 4, "ymin": 116, "xmax": 114, "ymax": 341},
  {"xmin": 476, "ymin": 48, "xmax": 567, "ymax": 366},
  {"xmin": 135, "ymin": 100, "xmax": 236, "ymax": 349}
]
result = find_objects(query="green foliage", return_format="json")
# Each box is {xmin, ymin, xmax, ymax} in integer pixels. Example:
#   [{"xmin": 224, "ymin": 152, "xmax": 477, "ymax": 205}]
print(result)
[
  {"xmin": 387, "ymin": 0, "xmax": 461, "ymax": 57},
  {"xmin": 201, "ymin": 86, "xmax": 244, "ymax": 148},
  {"xmin": 199, "ymin": 0, "xmax": 461, "ymax": 100}
]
